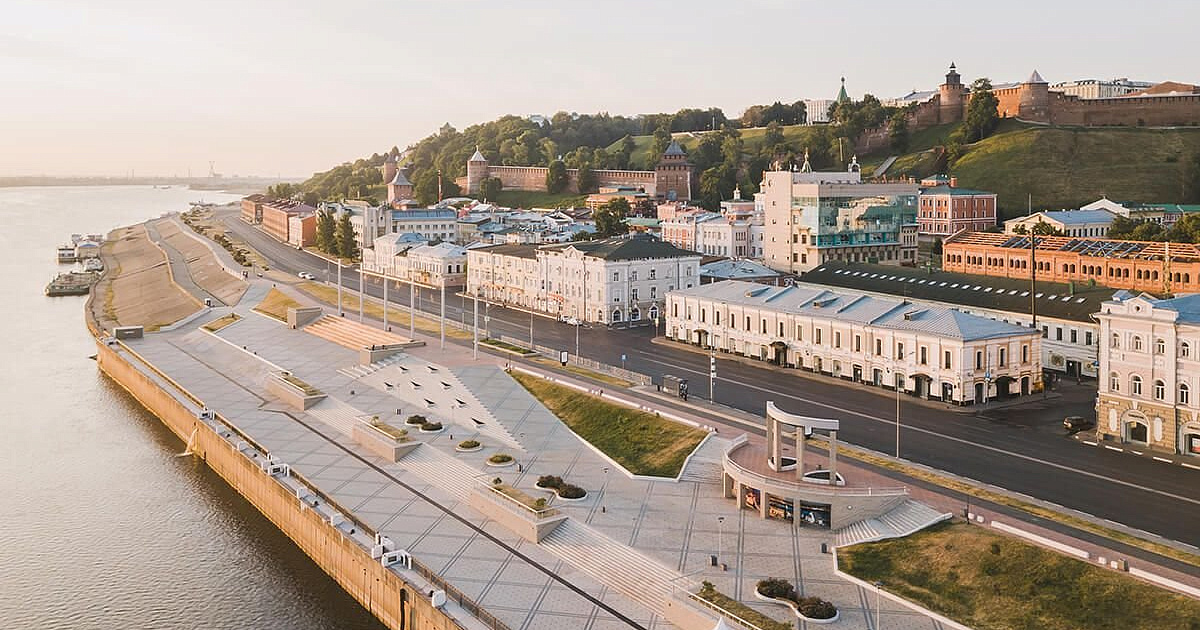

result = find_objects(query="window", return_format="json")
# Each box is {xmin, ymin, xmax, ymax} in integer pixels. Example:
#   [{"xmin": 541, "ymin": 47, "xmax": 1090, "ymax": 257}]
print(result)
[
  {"xmin": 1133, "ymin": 336, "xmax": 1143, "ymax": 351},
  {"xmin": 1155, "ymin": 339, "xmax": 1166, "ymax": 355},
  {"xmin": 1110, "ymin": 372, "xmax": 1120, "ymax": 391},
  {"xmin": 797, "ymin": 325, "xmax": 803, "ymax": 341},
  {"xmin": 1183, "ymin": 342, "xmax": 1192, "ymax": 358},
  {"xmin": 613, "ymin": 272, "xmax": 619, "ymax": 281},
  {"xmin": 896, "ymin": 342, "xmax": 904, "ymax": 359},
  {"xmin": 854, "ymin": 335, "xmax": 862, "ymax": 352},
  {"xmin": 876, "ymin": 339, "xmax": 882, "ymax": 356},
  {"xmin": 649, "ymin": 269, "xmax": 656, "ymax": 280},
  {"xmin": 630, "ymin": 271, "xmax": 638, "ymax": 281},
  {"xmin": 816, "ymin": 328, "xmax": 822, "ymax": 344},
  {"xmin": 631, "ymin": 288, "xmax": 639, "ymax": 301},
  {"xmin": 1086, "ymin": 331, "xmax": 1093, "ymax": 346},
  {"xmin": 1181, "ymin": 383, "xmax": 1190, "ymax": 405},
  {"xmin": 672, "ymin": 303, "xmax": 678, "ymax": 317},
  {"xmin": 699, "ymin": 309, "xmax": 705, "ymax": 323},
  {"xmin": 919, "ymin": 346, "xmax": 928, "ymax": 365},
  {"xmin": 1022, "ymin": 344, "xmax": 1029, "ymax": 363},
  {"xmin": 761, "ymin": 319, "xmax": 767, "ymax": 334},
  {"xmin": 1111, "ymin": 333, "xmax": 1120, "ymax": 349},
  {"xmin": 975, "ymin": 350, "xmax": 983, "ymax": 370},
  {"xmin": 1131, "ymin": 375, "xmax": 1143, "ymax": 396},
  {"xmin": 999, "ymin": 348, "xmax": 1007, "ymax": 366},
  {"xmin": 778, "ymin": 322, "xmax": 784, "ymax": 337},
  {"xmin": 1070, "ymin": 329, "xmax": 1077, "ymax": 344},
  {"xmin": 943, "ymin": 350, "xmax": 952, "ymax": 369},
  {"xmin": 1154, "ymin": 379, "xmax": 1165, "ymax": 400},
  {"xmin": 834, "ymin": 332, "xmax": 842, "ymax": 348},
  {"xmin": 1056, "ymin": 327, "xmax": 1063, "ymax": 341},
  {"xmin": 715, "ymin": 311, "xmax": 721, "ymax": 326}
]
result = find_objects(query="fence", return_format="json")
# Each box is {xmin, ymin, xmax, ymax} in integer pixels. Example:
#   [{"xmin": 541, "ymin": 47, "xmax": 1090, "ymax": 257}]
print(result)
[{"xmin": 498, "ymin": 335, "xmax": 652, "ymax": 386}]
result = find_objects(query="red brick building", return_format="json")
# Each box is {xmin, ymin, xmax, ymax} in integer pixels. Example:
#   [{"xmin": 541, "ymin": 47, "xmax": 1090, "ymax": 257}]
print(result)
[
  {"xmin": 260, "ymin": 199, "xmax": 315, "ymax": 243},
  {"xmin": 917, "ymin": 180, "xmax": 997, "ymax": 237},
  {"xmin": 240, "ymin": 194, "xmax": 266, "ymax": 224},
  {"xmin": 942, "ymin": 231, "xmax": 1200, "ymax": 294}
]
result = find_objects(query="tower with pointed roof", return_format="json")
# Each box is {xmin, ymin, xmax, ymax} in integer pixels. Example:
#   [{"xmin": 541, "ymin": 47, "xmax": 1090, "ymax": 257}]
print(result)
[
  {"xmin": 655, "ymin": 140, "xmax": 695, "ymax": 201},
  {"xmin": 938, "ymin": 62, "xmax": 967, "ymax": 124},
  {"xmin": 836, "ymin": 77, "xmax": 850, "ymax": 104},
  {"xmin": 1019, "ymin": 69, "xmax": 1051, "ymax": 121},
  {"xmin": 382, "ymin": 153, "xmax": 398, "ymax": 187},
  {"xmin": 465, "ymin": 146, "xmax": 489, "ymax": 195},
  {"xmin": 386, "ymin": 166, "xmax": 414, "ymax": 207}
]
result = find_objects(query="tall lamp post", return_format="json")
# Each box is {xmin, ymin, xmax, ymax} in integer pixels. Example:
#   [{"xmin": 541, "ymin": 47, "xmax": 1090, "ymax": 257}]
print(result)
[
  {"xmin": 575, "ymin": 320, "xmax": 581, "ymax": 359},
  {"xmin": 890, "ymin": 351, "xmax": 917, "ymax": 459},
  {"xmin": 874, "ymin": 581, "xmax": 884, "ymax": 629},
  {"xmin": 716, "ymin": 516, "xmax": 725, "ymax": 563}
]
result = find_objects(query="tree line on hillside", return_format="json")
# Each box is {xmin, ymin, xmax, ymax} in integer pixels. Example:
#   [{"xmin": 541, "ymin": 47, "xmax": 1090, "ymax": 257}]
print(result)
[{"xmin": 1107, "ymin": 213, "xmax": 1200, "ymax": 243}]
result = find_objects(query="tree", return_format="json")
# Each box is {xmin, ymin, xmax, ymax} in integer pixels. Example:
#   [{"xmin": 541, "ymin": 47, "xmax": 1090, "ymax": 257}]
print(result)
[
  {"xmin": 302, "ymin": 191, "xmax": 320, "ymax": 207},
  {"xmin": 1030, "ymin": 221, "xmax": 1064, "ymax": 236},
  {"xmin": 545, "ymin": 160, "xmax": 569, "ymax": 194},
  {"xmin": 763, "ymin": 122, "xmax": 786, "ymax": 152},
  {"xmin": 594, "ymin": 198, "xmax": 630, "ymax": 237},
  {"xmin": 315, "ymin": 210, "xmax": 336, "ymax": 253},
  {"xmin": 479, "ymin": 177, "xmax": 503, "ymax": 201},
  {"xmin": 1185, "ymin": 151, "xmax": 1200, "ymax": 203},
  {"xmin": 962, "ymin": 78, "xmax": 1000, "ymax": 143},
  {"xmin": 888, "ymin": 111, "xmax": 910, "ymax": 153},
  {"xmin": 576, "ymin": 164, "xmax": 597, "ymax": 193},
  {"xmin": 1167, "ymin": 213, "xmax": 1200, "ymax": 243},
  {"xmin": 1012, "ymin": 223, "xmax": 1028, "ymax": 235},
  {"xmin": 335, "ymin": 211, "xmax": 358, "ymax": 259},
  {"xmin": 646, "ymin": 125, "xmax": 672, "ymax": 169}
]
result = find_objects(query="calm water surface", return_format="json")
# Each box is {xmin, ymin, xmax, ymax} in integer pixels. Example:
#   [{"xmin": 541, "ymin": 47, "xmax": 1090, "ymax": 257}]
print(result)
[{"xmin": 0, "ymin": 186, "xmax": 384, "ymax": 629}]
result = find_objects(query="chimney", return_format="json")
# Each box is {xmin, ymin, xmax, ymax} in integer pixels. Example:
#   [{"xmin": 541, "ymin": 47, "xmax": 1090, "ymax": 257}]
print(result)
[{"xmin": 950, "ymin": 177, "xmax": 959, "ymax": 188}]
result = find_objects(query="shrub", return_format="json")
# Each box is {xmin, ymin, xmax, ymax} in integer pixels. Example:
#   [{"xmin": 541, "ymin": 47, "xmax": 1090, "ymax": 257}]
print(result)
[
  {"xmin": 488, "ymin": 453, "xmax": 513, "ymax": 464},
  {"xmin": 537, "ymin": 475, "xmax": 564, "ymax": 489},
  {"xmin": 533, "ymin": 497, "xmax": 548, "ymax": 509},
  {"xmin": 756, "ymin": 578, "xmax": 795, "ymax": 600},
  {"xmin": 458, "ymin": 440, "xmax": 480, "ymax": 449},
  {"xmin": 557, "ymin": 484, "xmax": 586, "ymax": 499},
  {"xmin": 404, "ymin": 414, "xmax": 427, "ymax": 426},
  {"xmin": 797, "ymin": 597, "xmax": 837, "ymax": 620},
  {"xmin": 420, "ymin": 421, "xmax": 442, "ymax": 431},
  {"xmin": 492, "ymin": 477, "xmax": 502, "ymax": 485}
]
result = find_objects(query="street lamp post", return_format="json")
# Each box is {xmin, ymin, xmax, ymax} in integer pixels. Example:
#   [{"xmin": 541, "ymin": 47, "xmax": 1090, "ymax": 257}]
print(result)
[
  {"xmin": 874, "ymin": 581, "xmax": 884, "ymax": 629},
  {"xmin": 716, "ymin": 516, "xmax": 725, "ymax": 563},
  {"xmin": 575, "ymin": 320, "xmax": 581, "ymax": 359},
  {"xmin": 358, "ymin": 266, "xmax": 364, "ymax": 323},
  {"xmin": 382, "ymin": 272, "xmax": 389, "ymax": 330},
  {"xmin": 472, "ymin": 290, "xmax": 480, "ymax": 360},
  {"xmin": 408, "ymin": 278, "xmax": 415, "ymax": 338},
  {"xmin": 440, "ymin": 283, "xmax": 446, "ymax": 350},
  {"xmin": 336, "ymin": 260, "xmax": 343, "ymax": 316}
]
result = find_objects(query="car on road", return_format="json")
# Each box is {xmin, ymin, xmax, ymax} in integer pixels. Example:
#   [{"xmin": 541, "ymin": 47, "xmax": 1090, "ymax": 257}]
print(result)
[
  {"xmin": 1064, "ymin": 415, "xmax": 1094, "ymax": 432},
  {"xmin": 560, "ymin": 316, "xmax": 581, "ymax": 326},
  {"xmin": 297, "ymin": 271, "xmax": 314, "ymax": 280}
]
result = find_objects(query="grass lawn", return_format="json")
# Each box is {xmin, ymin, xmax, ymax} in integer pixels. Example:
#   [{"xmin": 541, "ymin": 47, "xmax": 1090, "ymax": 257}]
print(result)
[
  {"xmin": 297, "ymin": 281, "xmax": 471, "ymax": 340},
  {"xmin": 489, "ymin": 482, "xmax": 556, "ymax": 515},
  {"xmin": 368, "ymin": 418, "xmax": 410, "ymax": 441},
  {"xmin": 511, "ymin": 372, "xmax": 706, "ymax": 477},
  {"xmin": 840, "ymin": 521, "xmax": 1200, "ymax": 630},
  {"xmin": 480, "ymin": 338, "xmax": 535, "ymax": 354},
  {"xmin": 280, "ymin": 373, "xmax": 321, "ymax": 396},
  {"xmin": 807, "ymin": 435, "xmax": 1200, "ymax": 568},
  {"xmin": 254, "ymin": 288, "xmax": 300, "ymax": 321},
  {"xmin": 695, "ymin": 582, "xmax": 791, "ymax": 630},
  {"xmin": 201, "ymin": 313, "xmax": 241, "ymax": 332},
  {"xmin": 489, "ymin": 190, "xmax": 588, "ymax": 209}
]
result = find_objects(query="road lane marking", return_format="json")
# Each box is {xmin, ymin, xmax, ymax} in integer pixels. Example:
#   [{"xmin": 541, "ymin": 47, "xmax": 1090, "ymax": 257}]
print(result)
[
  {"xmin": 1104, "ymin": 445, "xmax": 1124, "ymax": 452},
  {"xmin": 1153, "ymin": 457, "xmax": 1174, "ymax": 463},
  {"xmin": 632, "ymin": 353, "xmax": 1200, "ymax": 507}
]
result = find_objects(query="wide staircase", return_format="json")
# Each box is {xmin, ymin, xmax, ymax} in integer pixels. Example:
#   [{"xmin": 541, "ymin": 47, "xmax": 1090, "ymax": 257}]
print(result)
[
  {"xmin": 676, "ymin": 436, "xmax": 730, "ymax": 484},
  {"xmin": 834, "ymin": 499, "xmax": 952, "ymax": 547},
  {"xmin": 304, "ymin": 398, "xmax": 368, "ymax": 437},
  {"xmin": 338, "ymin": 353, "xmax": 406, "ymax": 378},
  {"xmin": 540, "ymin": 520, "xmax": 681, "ymax": 614},
  {"xmin": 391, "ymin": 445, "xmax": 478, "ymax": 501},
  {"xmin": 304, "ymin": 315, "xmax": 414, "ymax": 350}
]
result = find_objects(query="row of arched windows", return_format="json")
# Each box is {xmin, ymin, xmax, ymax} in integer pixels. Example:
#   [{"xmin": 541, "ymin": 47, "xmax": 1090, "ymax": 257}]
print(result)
[
  {"xmin": 1111, "ymin": 334, "xmax": 1192, "ymax": 358},
  {"xmin": 1110, "ymin": 373, "xmax": 1190, "ymax": 404}
]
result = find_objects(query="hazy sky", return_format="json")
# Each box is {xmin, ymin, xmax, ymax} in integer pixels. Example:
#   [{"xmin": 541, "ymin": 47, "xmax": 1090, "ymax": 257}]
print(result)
[{"xmin": 3, "ymin": 0, "xmax": 1195, "ymax": 178}]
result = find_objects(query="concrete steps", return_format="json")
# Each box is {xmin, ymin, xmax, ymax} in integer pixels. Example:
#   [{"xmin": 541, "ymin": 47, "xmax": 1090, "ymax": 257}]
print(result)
[
  {"xmin": 540, "ymin": 519, "xmax": 680, "ymax": 614},
  {"xmin": 305, "ymin": 399, "xmax": 366, "ymax": 438},
  {"xmin": 834, "ymin": 499, "xmax": 952, "ymax": 547},
  {"xmin": 675, "ymin": 436, "xmax": 728, "ymax": 484},
  {"xmin": 305, "ymin": 315, "xmax": 411, "ymax": 350},
  {"xmin": 338, "ymin": 353, "xmax": 405, "ymax": 379},
  {"xmin": 392, "ymin": 445, "xmax": 477, "ymax": 501}
]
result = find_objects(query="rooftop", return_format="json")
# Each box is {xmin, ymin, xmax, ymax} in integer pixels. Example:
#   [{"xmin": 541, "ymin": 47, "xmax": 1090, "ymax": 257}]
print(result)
[
  {"xmin": 798, "ymin": 261, "xmax": 1118, "ymax": 323},
  {"xmin": 946, "ymin": 231, "xmax": 1200, "ymax": 263},
  {"xmin": 920, "ymin": 185, "xmax": 995, "ymax": 197},
  {"xmin": 1029, "ymin": 209, "xmax": 1117, "ymax": 225},
  {"xmin": 392, "ymin": 209, "xmax": 457, "ymax": 220},
  {"xmin": 700, "ymin": 258, "xmax": 782, "ymax": 280},
  {"xmin": 542, "ymin": 234, "xmax": 699, "ymax": 261},
  {"xmin": 674, "ymin": 280, "xmax": 1035, "ymax": 341}
]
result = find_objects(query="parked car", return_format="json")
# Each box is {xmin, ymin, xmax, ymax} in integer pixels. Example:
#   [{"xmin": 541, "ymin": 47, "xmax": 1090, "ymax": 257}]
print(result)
[{"xmin": 1064, "ymin": 416, "xmax": 1094, "ymax": 432}]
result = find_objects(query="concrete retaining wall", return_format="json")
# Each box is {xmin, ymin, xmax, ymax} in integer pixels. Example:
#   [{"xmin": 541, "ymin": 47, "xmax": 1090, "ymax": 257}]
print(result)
[
  {"xmin": 94, "ymin": 340, "xmax": 477, "ymax": 630},
  {"xmin": 353, "ymin": 423, "xmax": 421, "ymax": 462}
]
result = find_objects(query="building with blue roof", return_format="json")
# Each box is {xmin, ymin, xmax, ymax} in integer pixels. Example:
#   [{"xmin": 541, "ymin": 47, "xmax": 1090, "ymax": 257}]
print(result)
[
  {"xmin": 1004, "ymin": 209, "xmax": 1118, "ymax": 238},
  {"xmin": 666, "ymin": 279, "xmax": 1042, "ymax": 404}
]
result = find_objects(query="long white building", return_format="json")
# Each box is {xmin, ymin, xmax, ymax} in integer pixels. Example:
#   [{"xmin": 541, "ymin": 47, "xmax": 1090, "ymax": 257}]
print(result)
[
  {"xmin": 467, "ymin": 234, "xmax": 701, "ymax": 325},
  {"xmin": 667, "ymin": 280, "xmax": 1043, "ymax": 404}
]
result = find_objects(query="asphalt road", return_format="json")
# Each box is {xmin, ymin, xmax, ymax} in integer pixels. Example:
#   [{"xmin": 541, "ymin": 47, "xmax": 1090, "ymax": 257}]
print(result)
[{"xmin": 222, "ymin": 212, "xmax": 1200, "ymax": 547}]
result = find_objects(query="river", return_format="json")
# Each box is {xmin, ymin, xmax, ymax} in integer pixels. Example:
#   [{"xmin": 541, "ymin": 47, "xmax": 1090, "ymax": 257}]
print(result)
[{"xmin": 0, "ymin": 186, "xmax": 384, "ymax": 629}]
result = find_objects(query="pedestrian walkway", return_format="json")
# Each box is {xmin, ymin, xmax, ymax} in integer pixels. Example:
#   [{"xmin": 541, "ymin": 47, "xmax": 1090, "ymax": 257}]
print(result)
[
  {"xmin": 835, "ymin": 499, "xmax": 952, "ymax": 547},
  {"xmin": 541, "ymin": 520, "xmax": 682, "ymax": 614},
  {"xmin": 305, "ymin": 315, "xmax": 415, "ymax": 350}
]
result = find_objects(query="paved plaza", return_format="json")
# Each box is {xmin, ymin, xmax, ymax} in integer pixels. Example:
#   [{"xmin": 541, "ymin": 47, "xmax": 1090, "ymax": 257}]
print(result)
[{"xmin": 119, "ymin": 280, "xmax": 950, "ymax": 630}]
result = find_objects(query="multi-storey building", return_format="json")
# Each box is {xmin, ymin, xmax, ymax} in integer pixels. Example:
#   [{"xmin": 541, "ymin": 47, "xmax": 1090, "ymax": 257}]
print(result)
[
  {"xmin": 1096, "ymin": 293, "xmax": 1200, "ymax": 456},
  {"xmin": 390, "ymin": 208, "xmax": 458, "ymax": 243},
  {"xmin": 761, "ymin": 157, "xmax": 918, "ymax": 273},
  {"xmin": 660, "ymin": 210, "xmax": 761, "ymax": 259},
  {"xmin": 467, "ymin": 234, "xmax": 701, "ymax": 325},
  {"xmin": 917, "ymin": 183, "xmax": 996, "ymax": 237},
  {"xmin": 943, "ymin": 231, "xmax": 1200, "ymax": 294},
  {"xmin": 260, "ymin": 199, "xmax": 316, "ymax": 243},
  {"xmin": 1081, "ymin": 198, "xmax": 1200, "ymax": 227},
  {"xmin": 240, "ymin": 193, "xmax": 266, "ymax": 224},
  {"xmin": 361, "ymin": 238, "xmax": 467, "ymax": 288},
  {"xmin": 362, "ymin": 233, "xmax": 426, "ymax": 277},
  {"xmin": 1050, "ymin": 78, "xmax": 1153, "ymax": 99},
  {"xmin": 798, "ymin": 260, "xmax": 1117, "ymax": 378},
  {"xmin": 667, "ymin": 280, "xmax": 1042, "ymax": 403},
  {"xmin": 1003, "ymin": 209, "xmax": 1117, "ymax": 238}
]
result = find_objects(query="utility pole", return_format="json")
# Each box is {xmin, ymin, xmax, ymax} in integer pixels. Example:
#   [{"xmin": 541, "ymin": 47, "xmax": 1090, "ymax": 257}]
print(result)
[
  {"xmin": 358, "ymin": 266, "xmax": 364, "ymax": 323},
  {"xmin": 529, "ymin": 310, "xmax": 534, "ymax": 348},
  {"xmin": 337, "ymin": 261, "xmax": 343, "ymax": 316},
  {"xmin": 473, "ymin": 291, "xmax": 479, "ymax": 359},
  {"xmin": 575, "ymin": 321, "xmax": 581, "ymax": 359},
  {"xmin": 440, "ymin": 284, "xmax": 446, "ymax": 349},
  {"xmin": 1029, "ymin": 193, "xmax": 1038, "ymax": 332},
  {"xmin": 709, "ymin": 345, "xmax": 717, "ymax": 401},
  {"xmin": 409, "ymin": 280, "xmax": 415, "ymax": 338},
  {"xmin": 382, "ymin": 273, "xmax": 389, "ymax": 330}
]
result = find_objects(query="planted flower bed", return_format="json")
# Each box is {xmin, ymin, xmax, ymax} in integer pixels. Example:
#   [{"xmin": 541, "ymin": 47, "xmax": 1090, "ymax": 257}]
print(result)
[
  {"xmin": 487, "ymin": 453, "xmax": 514, "ymax": 467},
  {"xmin": 755, "ymin": 578, "xmax": 838, "ymax": 623},
  {"xmin": 534, "ymin": 475, "xmax": 587, "ymax": 500},
  {"xmin": 456, "ymin": 439, "xmax": 482, "ymax": 452}
]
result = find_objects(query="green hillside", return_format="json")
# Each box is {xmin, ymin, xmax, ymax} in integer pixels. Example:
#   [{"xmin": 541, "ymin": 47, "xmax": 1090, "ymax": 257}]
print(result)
[{"xmin": 614, "ymin": 119, "xmax": 1200, "ymax": 220}]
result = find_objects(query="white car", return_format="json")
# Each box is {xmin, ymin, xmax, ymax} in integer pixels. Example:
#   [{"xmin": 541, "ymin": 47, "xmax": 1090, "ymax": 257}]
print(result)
[
  {"xmin": 561, "ymin": 316, "xmax": 581, "ymax": 326},
  {"xmin": 298, "ymin": 271, "xmax": 314, "ymax": 280}
]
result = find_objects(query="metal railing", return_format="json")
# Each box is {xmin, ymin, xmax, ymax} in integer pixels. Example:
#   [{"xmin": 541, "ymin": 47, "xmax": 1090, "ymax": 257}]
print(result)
[
  {"xmin": 498, "ymin": 335, "xmax": 652, "ymax": 386},
  {"xmin": 474, "ymin": 478, "xmax": 560, "ymax": 519}
]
